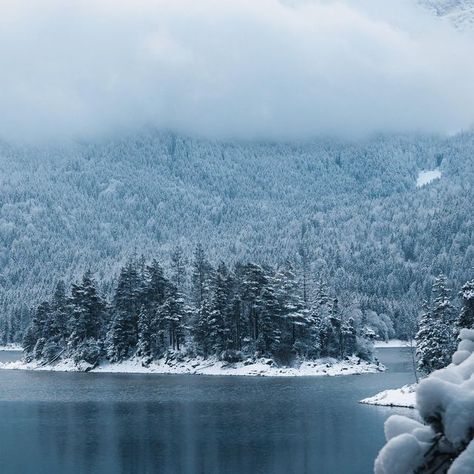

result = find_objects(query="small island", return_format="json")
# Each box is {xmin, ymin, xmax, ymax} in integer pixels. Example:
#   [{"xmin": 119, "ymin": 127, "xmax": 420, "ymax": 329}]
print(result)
[{"xmin": 2, "ymin": 250, "xmax": 383, "ymax": 377}]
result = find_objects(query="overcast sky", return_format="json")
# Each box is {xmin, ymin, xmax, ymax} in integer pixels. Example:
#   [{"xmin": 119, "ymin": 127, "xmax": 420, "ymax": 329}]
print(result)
[{"xmin": 1, "ymin": 0, "xmax": 473, "ymax": 142}]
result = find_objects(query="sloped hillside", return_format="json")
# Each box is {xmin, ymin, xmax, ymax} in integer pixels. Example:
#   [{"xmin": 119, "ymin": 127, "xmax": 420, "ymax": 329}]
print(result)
[{"xmin": 0, "ymin": 131, "xmax": 473, "ymax": 341}]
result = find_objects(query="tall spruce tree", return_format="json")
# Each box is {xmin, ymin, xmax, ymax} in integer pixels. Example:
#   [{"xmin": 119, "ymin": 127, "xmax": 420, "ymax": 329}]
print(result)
[
  {"xmin": 191, "ymin": 244, "xmax": 214, "ymax": 355},
  {"xmin": 457, "ymin": 279, "xmax": 474, "ymax": 330},
  {"xmin": 161, "ymin": 284, "xmax": 185, "ymax": 351},
  {"xmin": 107, "ymin": 262, "xmax": 142, "ymax": 361},
  {"xmin": 137, "ymin": 305, "xmax": 154, "ymax": 363},
  {"xmin": 69, "ymin": 271, "xmax": 106, "ymax": 346},
  {"xmin": 416, "ymin": 275, "xmax": 456, "ymax": 374}
]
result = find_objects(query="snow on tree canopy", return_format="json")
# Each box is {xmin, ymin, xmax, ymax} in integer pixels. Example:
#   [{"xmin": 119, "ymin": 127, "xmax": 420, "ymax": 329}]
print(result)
[{"xmin": 375, "ymin": 328, "xmax": 474, "ymax": 473}]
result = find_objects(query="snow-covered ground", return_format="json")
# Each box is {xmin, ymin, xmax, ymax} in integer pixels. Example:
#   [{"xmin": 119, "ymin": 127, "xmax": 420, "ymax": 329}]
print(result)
[
  {"xmin": 360, "ymin": 384, "xmax": 417, "ymax": 409},
  {"xmin": 0, "ymin": 355, "xmax": 384, "ymax": 377},
  {"xmin": 373, "ymin": 340, "xmax": 413, "ymax": 348},
  {"xmin": 416, "ymin": 168, "xmax": 441, "ymax": 187},
  {"xmin": 0, "ymin": 344, "xmax": 22, "ymax": 351}
]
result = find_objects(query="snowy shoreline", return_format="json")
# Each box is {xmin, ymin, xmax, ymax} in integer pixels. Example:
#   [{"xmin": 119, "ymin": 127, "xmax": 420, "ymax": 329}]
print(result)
[
  {"xmin": 373, "ymin": 340, "xmax": 413, "ymax": 348},
  {"xmin": 0, "ymin": 355, "xmax": 384, "ymax": 377},
  {"xmin": 360, "ymin": 384, "xmax": 416, "ymax": 408},
  {"xmin": 0, "ymin": 344, "xmax": 23, "ymax": 351}
]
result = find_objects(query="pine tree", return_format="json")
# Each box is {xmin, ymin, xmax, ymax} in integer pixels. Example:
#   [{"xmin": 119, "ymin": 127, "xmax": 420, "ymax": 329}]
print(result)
[
  {"xmin": 297, "ymin": 241, "xmax": 312, "ymax": 306},
  {"xmin": 161, "ymin": 284, "xmax": 185, "ymax": 351},
  {"xmin": 312, "ymin": 280, "xmax": 333, "ymax": 357},
  {"xmin": 191, "ymin": 244, "xmax": 214, "ymax": 355},
  {"xmin": 192, "ymin": 297, "xmax": 213, "ymax": 356},
  {"xmin": 256, "ymin": 283, "xmax": 281, "ymax": 356},
  {"xmin": 143, "ymin": 259, "xmax": 168, "ymax": 309},
  {"xmin": 207, "ymin": 262, "xmax": 233, "ymax": 354},
  {"xmin": 107, "ymin": 262, "xmax": 141, "ymax": 361},
  {"xmin": 457, "ymin": 279, "xmax": 474, "ymax": 330},
  {"xmin": 19, "ymin": 251, "xmax": 374, "ymax": 366},
  {"xmin": 416, "ymin": 275, "xmax": 456, "ymax": 374},
  {"xmin": 191, "ymin": 244, "xmax": 213, "ymax": 309},
  {"xmin": 170, "ymin": 245, "xmax": 187, "ymax": 294},
  {"xmin": 342, "ymin": 316, "xmax": 357, "ymax": 356},
  {"xmin": 240, "ymin": 263, "xmax": 268, "ymax": 345},
  {"xmin": 69, "ymin": 271, "xmax": 106, "ymax": 351},
  {"xmin": 137, "ymin": 305, "xmax": 153, "ymax": 363},
  {"xmin": 23, "ymin": 301, "xmax": 50, "ymax": 357},
  {"xmin": 48, "ymin": 281, "xmax": 69, "ymax": 344}
]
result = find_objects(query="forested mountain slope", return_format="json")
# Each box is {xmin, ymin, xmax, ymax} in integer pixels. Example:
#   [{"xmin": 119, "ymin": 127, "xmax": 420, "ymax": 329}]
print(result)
[{"xmin": 0, "ymin": 131, "xmax": 473, "ymax": 341}]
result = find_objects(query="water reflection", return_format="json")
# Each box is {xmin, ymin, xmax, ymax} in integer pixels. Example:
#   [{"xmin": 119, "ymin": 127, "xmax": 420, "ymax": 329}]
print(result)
[{"xmin": 0, "ymin": 348, "xmax": 415, "ymax": 474}]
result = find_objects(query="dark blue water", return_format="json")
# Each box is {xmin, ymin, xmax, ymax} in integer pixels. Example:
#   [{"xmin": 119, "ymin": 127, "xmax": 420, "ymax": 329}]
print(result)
[{"xmin": 0, "ymin": 348, "xmax": 415, "ymax": 474}]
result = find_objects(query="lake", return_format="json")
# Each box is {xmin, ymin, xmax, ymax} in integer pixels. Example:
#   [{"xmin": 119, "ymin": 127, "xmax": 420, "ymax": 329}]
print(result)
[{"xmin": 0, "ymin": 348, "xmax": 415, "ymax": 474}]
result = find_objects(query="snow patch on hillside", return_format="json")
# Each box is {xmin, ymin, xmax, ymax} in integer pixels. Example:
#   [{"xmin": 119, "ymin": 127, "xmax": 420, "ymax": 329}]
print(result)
[
  {"xmin": 360, "ymin": 384, "xmax": 417, "ymax": 408},
  {"xmin": 0, "ymin": 355, "xmax": 384, "ymax": 377},
  {"xmin": 416, "ymin": 169, "xmax": 441, "ymax": 187}
]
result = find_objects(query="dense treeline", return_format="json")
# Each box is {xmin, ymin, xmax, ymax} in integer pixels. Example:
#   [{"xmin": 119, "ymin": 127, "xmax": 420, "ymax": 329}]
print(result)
[
  {"xmin": 1, "ymin": 131, "xmax": 473, "ymax": 342},
  {"xmin": 23, "ymin": 245, "xmax": 375, "ymax": 367}
]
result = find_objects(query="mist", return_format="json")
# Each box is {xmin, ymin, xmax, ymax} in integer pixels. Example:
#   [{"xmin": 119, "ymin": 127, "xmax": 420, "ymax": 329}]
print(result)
[{"xmin": 1, "ymin": 0, "xmax": 474, "ymax": 142}]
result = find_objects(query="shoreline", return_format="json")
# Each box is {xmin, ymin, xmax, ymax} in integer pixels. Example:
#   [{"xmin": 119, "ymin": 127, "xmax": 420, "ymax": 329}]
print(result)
[
  {"xmin": 0, "ymin": 344, "xmax": 23, "ymax": 352},
  {"xmin": 373, "ymin": 340, "xmax": 413, "ymax": 348},
  {"xmin": 0, "ymin": 355, "xmax": 384, "ymax": 378},
  {"xmin": 359, "ymin": 384, "xmax": 416, "ymax": 408}
]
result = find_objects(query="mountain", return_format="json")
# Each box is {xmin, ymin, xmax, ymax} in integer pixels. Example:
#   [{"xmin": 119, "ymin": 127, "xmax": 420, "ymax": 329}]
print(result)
[
  {"xmin": 0, "ymin": 131, "xmax": 473, "ymax": 342},
  {"xmin": 420, "ymin": 0, "xmax": 474, "ymax": 28}
]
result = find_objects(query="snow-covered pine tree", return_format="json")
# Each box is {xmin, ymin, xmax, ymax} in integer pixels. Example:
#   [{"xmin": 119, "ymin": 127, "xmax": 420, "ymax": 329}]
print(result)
[
  {"xmin": 312, "ymin": 280, "xmax": 333, "ymax": 357},
  {"xmin": 415, "ymin": 275, "xmax": 456, "ymax": 374},
  {"xmin": 192, "ymin": 297, "xmax": 213, "ymax": 356},
  {"xmin": 48, "ymin": 281, "xmax": 69, "ymax": 344},
  {"xmin": 256, "ymin": 282, "xmax": 281, "ymax": 357},
  {"xmin": 107, "ymin": 262, "xmax": 142, "ymax": 361},
  {"xmin": 143, "ymin": 259, "xmax": 168, "ymax": 310},
  {"xmin": 190, "ymin": 245, "xmax": 216, "ymax": 355},
  {"xmin": 24, "ymin": 301, "xmax": 50, "ymax": 359},
  {"xmin": 274, "ymin": 261, "xmax": 306, "ymax": 350},
  {"xmin": 161, "ymin": 284, "xmax": 185, "ymax": 351},
  {"xmin": 68, "ymin": 271, "xmax": 106, "ymax": 365},
  {"xmin": 239, "ymin": 263, "xmax": 268, "ymax": 349},
  {"xmin": 341, "ymin": 316, "xmax": 357, "ymax": 357},
  {"xmin": 170, "ymin": 245, "xmax": 187, "ymax": 295},
  {"xmin": 137, "ymin": 305, "xmax": 153, "ymax": 363},
  {"xmin": 457, "ymin": 279, "xmax": 474, "ymax": 329},
  {"xmin": 208, "ymin": 262, "xmax": 232, "ymax": 355},
  {"xmin": 191, "ymin": 244, "xmax": 213, "ymax": 309}
]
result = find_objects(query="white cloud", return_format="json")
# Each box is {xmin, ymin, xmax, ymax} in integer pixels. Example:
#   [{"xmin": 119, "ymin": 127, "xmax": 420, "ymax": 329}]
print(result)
[{"xmin": 0, "ymin": 0, "xmax": 473, "ymax": 141}]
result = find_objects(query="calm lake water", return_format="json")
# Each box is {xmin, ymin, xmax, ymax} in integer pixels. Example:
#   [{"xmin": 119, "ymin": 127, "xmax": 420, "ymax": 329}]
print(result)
[{"xmin": 0, "ymin": 348, "xmax": 415, "ymax": 474}]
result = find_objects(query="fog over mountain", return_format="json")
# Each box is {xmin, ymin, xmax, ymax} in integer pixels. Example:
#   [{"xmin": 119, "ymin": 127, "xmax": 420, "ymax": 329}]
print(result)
[
  {"xmin": 0, "ymin": 1, "xmax": 473, "ymax": 342},
  {"xmin": 1, "ymin": 0, "xmax": 474, "ymax": 142}
]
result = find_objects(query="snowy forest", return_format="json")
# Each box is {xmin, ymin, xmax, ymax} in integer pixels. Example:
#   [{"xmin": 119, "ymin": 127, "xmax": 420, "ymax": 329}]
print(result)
[
  {"xmin": 1, "ymin": 131, "xmax": 473, "ymax": 345},
  {"xmin": 21, "ymin": 240, "xmax": 474, "ymax": 369},
  {"xmin": 22, "ymin": 246, "xmax": 373, "ymax": 367},
  {"xmin": 2, "ymin": 1, "xmax": 474, "ymax": 473}
]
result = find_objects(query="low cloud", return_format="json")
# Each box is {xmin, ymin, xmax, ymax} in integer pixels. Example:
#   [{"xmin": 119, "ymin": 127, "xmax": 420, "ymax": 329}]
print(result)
[{"xmin": 1, "ymin": 0, "xmax": 473, "ymax": 141}]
